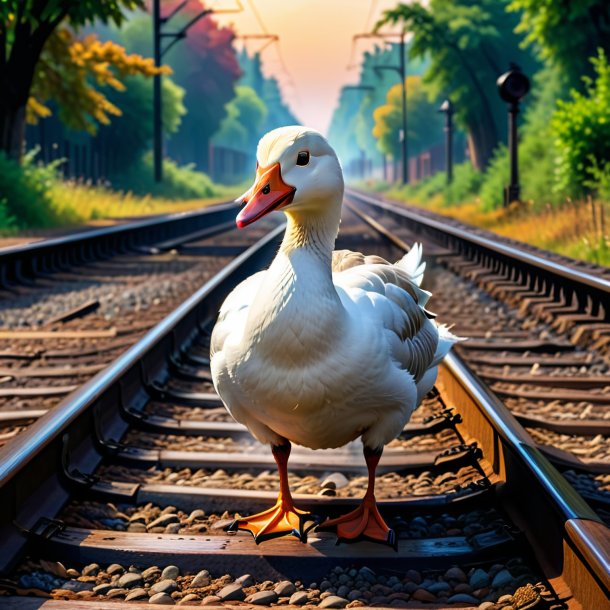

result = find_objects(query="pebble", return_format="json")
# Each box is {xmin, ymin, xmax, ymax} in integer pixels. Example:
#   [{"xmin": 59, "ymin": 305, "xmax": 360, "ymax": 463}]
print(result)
[
  {"xmin": 118, "ymin": 572, "xmax": 143, "ymax": 588},
  {"xmin": 319, "ymin": 595, "xmax": 349, "ymax": 608},
  {"xmin": 107, "ymin": 563, "xmax": 125, "ymax": 576},
  {"xmin": 93, "ymin": 583, "xmax": 114, "ymax": 595},
  {"xmin": 125, "ymin": 588, "xmax": 148, "ymax": 601},
  {"xmin": 491, "ymin": 569, "xmax": 513, "ymax": 588},
  {"xmin": 405, "ymin": 569, "xmax": 421, "ymax": 584},
  {"xmin": 161, "ymin": 566, "xmax": 180, "ymax": 580},
  {"xmin": 412, "ymin": 589, "xmax": 437, "ymax": 602},
  {"xmin": 217, "ymin": 583, "xmax": 245, "ymax": 601},
  {"xmin": 336, "ymin": 585, "xmax": 350, "ymax": 598},
  {"xmin": 275, "ymin": 580, "xmax": 296, "ymax": 596},
  {"xmin": 107, "ymin": 588, "xmax": 127, "ymax": 598},
  {"xmin": 478, "ymin": 603, "xmax": 495, "ymax": 610},
  {"xmin": 149, "ymin": 592, "xmax": 175, "ymax": 605},
  {"xmin": 201, "ymin": 595, "xmax": 222, "ymax": 605},
  {"xmin": 445, "ymin": 567, "xmax": 467, "ymax": 582},
  {"xmin": 82, "ymin": 564, "xmax": 100, "ymax": 577},
  {"xmin": 128, "ymin": 523, "xmax": 148, "ymax": 533},
  {"xmin": 428, "ymin": 581, "xmax": 451, "ymax": 593},
  {"xmin": 236, "ymin": 573, "xmax": 254, "ymax": 587},
  {"xmin": 150, "ymin": 580, "xmax": 179, "ymax": 595},
  {"xmin": 469, "ymin": 568, "xmax": 490, "ymax": 589},
  {"xmin": 142, "ymin": 566, "xmax": 161, "ymax": 580},
  {"xmin": 289, "ymin": 591, "xmax": 309, "ymax": 605},
  {"xmin": 246, "ymin": 590, "xmax": 279, "ymax": 605},
  {"xmin": 40, "ymin": 560, "xmax": 68, "ymax": 579},
  {"xmin": 321, "ymin": 472, "xmax": 349, "ymax": 489},
  {"xmin": 190, "ymin": 569, "xmax": 211, "ymax": 588},
  {"xmin": 448, "ymin": 593, "xmax": 479, "ymax": 603},
  {"xmin": 188, "ymin": 509, "xmax": 205, "ymax": 522},
  {"xmin": 178, "ymin": 594, "xmax": 200, "ymax": 605},
  {"xmin": 498, "ymin": 594, "xmax": 514, "ymax": 603}
]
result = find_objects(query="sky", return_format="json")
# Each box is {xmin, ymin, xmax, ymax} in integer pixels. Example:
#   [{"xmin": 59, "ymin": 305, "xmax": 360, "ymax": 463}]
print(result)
[{"xmin": 213, "ymin": 0, "xmax": 405, "ymax": 134}]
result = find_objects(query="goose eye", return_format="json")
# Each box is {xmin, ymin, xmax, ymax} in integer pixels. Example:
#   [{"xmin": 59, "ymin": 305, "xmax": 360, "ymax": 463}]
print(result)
[{"xmin": 296, "ymin": 151, "xmax": 310, "ymax": 166}]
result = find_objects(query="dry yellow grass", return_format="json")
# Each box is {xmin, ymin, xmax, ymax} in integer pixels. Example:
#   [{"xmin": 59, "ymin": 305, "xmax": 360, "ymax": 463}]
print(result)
[
  {"xmin": 49, "ymin": 181, "xmax": 236, "ymax": 223},
  {"xmin": 381, "ymin": 187, "xmax": 610, "ymax": 266}
]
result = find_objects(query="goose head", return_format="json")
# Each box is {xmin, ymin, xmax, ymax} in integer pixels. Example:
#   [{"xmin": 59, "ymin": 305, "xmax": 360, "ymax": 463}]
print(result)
[{"xmin": 236, "ymin": 126, "xmax": 344, "ymax": 228}]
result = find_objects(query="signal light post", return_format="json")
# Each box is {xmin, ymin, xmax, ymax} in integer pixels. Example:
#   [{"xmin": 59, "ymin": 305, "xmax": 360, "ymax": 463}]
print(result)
[
  {"xmin": 438, "ymin": 99, "xmax": 454, "ymax": 184},
  {"xmin": 497, "ymin": 64, "xmax": 530, "ymax": 206}
]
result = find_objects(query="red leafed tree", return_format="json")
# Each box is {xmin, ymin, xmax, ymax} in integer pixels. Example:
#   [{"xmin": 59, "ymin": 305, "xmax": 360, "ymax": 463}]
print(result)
[{"xmin": 153, "ymin": 0, "xmax": 241, "ymax": 169}]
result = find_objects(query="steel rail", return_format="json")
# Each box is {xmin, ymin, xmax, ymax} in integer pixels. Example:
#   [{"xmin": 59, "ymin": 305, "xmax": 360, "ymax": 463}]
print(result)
[
  {"xmin": 0, "ymin": 201, "xmax": 239, "ymax": 289},
  {"xmin": 0, "ymin": 223, "xmax": 285, "ymax": 572},
  {"xmin": 347, "ymin": 188, "xmax": 610, "ymax": 293},
  {"xmin": 440, "ymin": 353, "xmax": 610, "ymax": 605}
]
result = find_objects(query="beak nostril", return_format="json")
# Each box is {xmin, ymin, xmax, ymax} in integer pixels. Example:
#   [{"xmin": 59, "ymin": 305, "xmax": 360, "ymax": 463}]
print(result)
[{"xmin": 262, "ymin": 184, "xmax": 271, "ymax": 195}]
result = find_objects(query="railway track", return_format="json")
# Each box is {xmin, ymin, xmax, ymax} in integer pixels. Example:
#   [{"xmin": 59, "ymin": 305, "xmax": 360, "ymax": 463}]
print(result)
[
  {"xmin": 0, "ymin": 203, "xmax": 279, "ymax": 448},
  {"xmin": 0, "ymin": 195, "xmax": 608, "ymax": 609}
]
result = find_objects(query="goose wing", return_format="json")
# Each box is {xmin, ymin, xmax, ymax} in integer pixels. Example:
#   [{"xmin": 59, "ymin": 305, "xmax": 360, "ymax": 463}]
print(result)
[{"xmin": 332, "ymin": 243, "xmax": 456, "ymax": 382}]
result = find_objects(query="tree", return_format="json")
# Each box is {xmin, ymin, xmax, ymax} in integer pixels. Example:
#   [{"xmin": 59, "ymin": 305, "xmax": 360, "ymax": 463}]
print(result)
[
  {"xmin": 28, "ymin": 27, "xmax": 168, "ymax": 135},
  {"xmin": 376, "ymin": 0, "xmax": 538, "ymax": 170},
  {"xmin": 117, "ymin": 1, "xmax": 241, "ymax": 169},
  {"xmin": 101, "ymin": 74, "xmax": 185, "ymax": 173},
  {"xmin": 0, "ymin": 0, "xmax": 143, "ymax": 160},
  {"xmin": 373, "ymin": 76, "xmax": 443, "ymax": 159},
  {"xmin": 552, "ymin": 50, "xmax": 610, "ymax": 197},
  {"xmin": 238, "ymin": 49, "xmax": 299, "ymax": 131},
  {"xmin": 212, "ymin": 86, "xmax": 267, "ymax": 156},
  {"xmin": 509, "ymin": 0, "xmax": 610, "ymax": 91}
]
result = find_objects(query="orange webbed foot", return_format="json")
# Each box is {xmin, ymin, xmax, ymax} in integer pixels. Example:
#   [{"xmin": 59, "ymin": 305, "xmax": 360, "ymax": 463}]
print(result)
[
  {"xmin": 321, "ymin": 496, "xmax": 397, "ymax": 549},
  {"xmin": 225, "ymin": 500, "xmax": 319, "ymax": 544}
]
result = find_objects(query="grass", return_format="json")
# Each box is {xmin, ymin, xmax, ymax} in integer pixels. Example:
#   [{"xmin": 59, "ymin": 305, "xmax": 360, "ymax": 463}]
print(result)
[
  {"xmin": 356, "ymin": 178, "xmax": 610, "ymax": 266},
  {"xmin": 48, "ymin": 180, "xmax": 238, "ymax": 224},
  {"xmin": 0, "ymin": 150, "xmax": 244, "ymax": 236}
]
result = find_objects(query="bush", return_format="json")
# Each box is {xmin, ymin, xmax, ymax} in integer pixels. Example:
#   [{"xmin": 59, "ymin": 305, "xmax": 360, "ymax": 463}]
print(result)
[
  {"xmin": 444, "ymin": 162, "xmax": 483, "ymax": 205},
  {"xmin": 552, "ymin": 49, "xmax": 610, "ymax": 197},
  {"xmin": 479, "ymin": 145, "xmax": 509, "ymax": 210},
  {"xmin": 0, "ymin": 149, "xmax": 71, "ymax": 229},
  {"xmin": 112, "ymin": 153, "xmax": 218, "ymax": 200}
]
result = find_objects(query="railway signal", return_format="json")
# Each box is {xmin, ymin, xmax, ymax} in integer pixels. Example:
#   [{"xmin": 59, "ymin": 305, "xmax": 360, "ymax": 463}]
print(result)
[{"xmin": 497, "ymin": 64, "xmax": 530, "ymax": 206}]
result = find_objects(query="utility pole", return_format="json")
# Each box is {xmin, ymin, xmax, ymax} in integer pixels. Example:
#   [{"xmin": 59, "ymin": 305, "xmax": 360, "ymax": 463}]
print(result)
[
  {"xmin": 152, "ymin": 0, "xmax": 242, "ymax": 182},
  {"xmin": 398, "ymin": 30, "xmax": 407, "ymax": 185},
  {"xmin": 439, "ymin": 99, "xmax": 454, "ymax": 184},
  {"xmin": 356, "ymin": 30, "xmax": 408, "ymax": 184},
  {"xmin": 153, "ymin": 0, "xmax": 162, "ymax": 182}
]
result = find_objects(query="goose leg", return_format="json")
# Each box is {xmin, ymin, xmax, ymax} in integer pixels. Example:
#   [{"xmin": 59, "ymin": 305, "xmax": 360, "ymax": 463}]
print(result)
[
  {"xmin": 321, "ymin": 446, "xmax": 396, "ymax": 548},
  {"xmin": 226, "ymin": 442, "xmax": 318, "ymax": 543}
]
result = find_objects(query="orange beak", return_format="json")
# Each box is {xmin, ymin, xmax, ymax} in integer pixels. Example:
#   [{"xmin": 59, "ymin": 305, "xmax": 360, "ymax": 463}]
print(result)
[{"xmin": 236, "ymin": 163, "xmax": 296, "ymax": 228}]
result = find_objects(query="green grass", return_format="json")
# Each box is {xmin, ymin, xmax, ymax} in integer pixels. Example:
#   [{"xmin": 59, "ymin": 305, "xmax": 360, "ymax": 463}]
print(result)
[{"xmin": 0, "ymin": 150, "xmax": 240, "ymax": 234}]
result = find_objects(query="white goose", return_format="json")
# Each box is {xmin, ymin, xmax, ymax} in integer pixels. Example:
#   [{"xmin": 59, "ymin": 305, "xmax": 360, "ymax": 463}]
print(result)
[{"xmin": 211, "ymin": 126, "xmax": 457, "ymax": 546}]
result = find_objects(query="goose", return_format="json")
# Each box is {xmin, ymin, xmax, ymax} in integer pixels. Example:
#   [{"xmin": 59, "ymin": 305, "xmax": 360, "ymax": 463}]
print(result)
[{"xmin": 210, "ymin": 126, "xmax": 458, "ymax": 546}]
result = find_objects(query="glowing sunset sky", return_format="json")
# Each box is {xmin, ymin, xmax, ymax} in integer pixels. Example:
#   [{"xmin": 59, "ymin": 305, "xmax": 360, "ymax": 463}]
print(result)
[{"xmin": 214, "ymin": 0, "xmax": 406, "ymax": 134}]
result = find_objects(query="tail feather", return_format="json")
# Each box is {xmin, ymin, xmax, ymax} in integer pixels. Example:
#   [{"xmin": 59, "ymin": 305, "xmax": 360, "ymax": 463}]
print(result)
[
  {"xmin": 396, "ymin": 242, "xmax": 426, "ymax": 286},
  {"xmin": 431, "ymin": 323, "xmax": 463, "ymax": 367}
]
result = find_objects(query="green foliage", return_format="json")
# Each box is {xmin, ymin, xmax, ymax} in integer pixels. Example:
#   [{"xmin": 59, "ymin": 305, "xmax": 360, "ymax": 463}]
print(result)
[
  {"xmin": 112, "ymin": 154, "xmax": 218, "ymax": 200},
  {"xmin": 478, "ymin": 145, "xmax": 509, "ymax": 210},
  {"xmin": 213, "ymin": 86, "xmax": 267, "ymax": 153},
  {"xmin": 373, "ymin": 75, "xmax": 443, "ymax": 160},
  {"xmin": 0, "ymin": 149, "xmax": 69, "ymax": 229},
  {"xmin": 377, "ymin": 0, "xmax": 538, "ymax": 170},
  {"xmin": 444, "ymin": 162, "xmax": 484, "ymax": 205},
  {"xmin": 551, "ymin": 50, "xmax": 610, "ymax": 198},
  {"xmin": 328, "ymin": 43, "xmax": 426, "ymax": 169},
  {"xmin": 102, "ymin": 74, "xmax": 185, "ymax": 174},
  {"xmin": 238, "ymin": 50, "xmax": 299, "ymax": 131},
  {"xmin": 509, "ymin": 0, "xmax": 610, "ymax": 91},
  {"xmin": 115, "ymin": 2, "xmax": 241, "ymax": 170}
]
